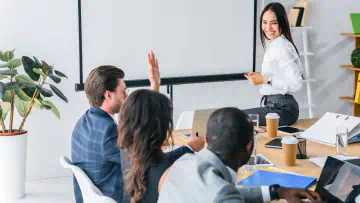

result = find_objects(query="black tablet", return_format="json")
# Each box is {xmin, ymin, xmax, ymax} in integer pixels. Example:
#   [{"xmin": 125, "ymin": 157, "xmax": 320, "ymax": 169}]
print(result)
[
  {"xmin": 265, "ymin": 138, "xmax": 282, "ymax": 149},
  {"xmin": 278, "ymin": 126, "xmax": 304, "ymax": 135}
]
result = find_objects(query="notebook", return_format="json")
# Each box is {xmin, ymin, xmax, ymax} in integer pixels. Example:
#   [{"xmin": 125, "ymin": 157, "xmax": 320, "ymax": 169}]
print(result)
[
  {"xmin": 295, "ymin": 2, "xmax": 310, "ymax": 27},
  {"xmin": 293, "ymin": 7, "xmax": 305, "ymax": 27},
  {"xmin": 350, "ymin": 13, "xmax": 360, "ymax": 34},
  {"xmin": 300, "ymin": 112, "xmax": 360, "ymax": 146},
  {"xmin": 237, "ymin": 170, "xmax": 317, "ymax": 188}
]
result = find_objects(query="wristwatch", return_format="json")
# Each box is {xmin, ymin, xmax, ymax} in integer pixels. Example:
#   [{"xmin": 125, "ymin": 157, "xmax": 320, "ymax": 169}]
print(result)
[
  {"xmin": 267, "ymin": 77, "xmax": 272, "ymax": 86},
  {"xmin": 269, "ymin": 184, "xmax": 280, "ymax": 200}
]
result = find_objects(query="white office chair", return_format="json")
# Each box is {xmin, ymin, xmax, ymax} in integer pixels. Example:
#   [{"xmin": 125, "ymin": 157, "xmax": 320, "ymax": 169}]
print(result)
[
  {"xmin": 60, "ymin": 156, "xmax": 117, "ymax": 203},
  {"xmin": 175, "ymin": 111, "xmax": 194, "ymax": 130}
]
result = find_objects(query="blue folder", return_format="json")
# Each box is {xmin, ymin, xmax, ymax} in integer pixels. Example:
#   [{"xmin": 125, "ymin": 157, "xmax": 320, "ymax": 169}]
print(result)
[{"xmin": 237, "ymin": 170, "xmax": 317, "ymax": 188}]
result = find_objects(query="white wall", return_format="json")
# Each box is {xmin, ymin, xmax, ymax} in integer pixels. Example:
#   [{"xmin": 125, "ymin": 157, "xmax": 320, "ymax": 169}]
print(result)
[
  {"xmin": 0, "ymin": 0, "xmax": 88, "ymax": 179},
  {"xmin": 172, "ymin": 0, "xmax": 359, "ymax": 123},
  {"xmin": 0, "ymin": 0, "xmax": 358, "ymax": 180}
]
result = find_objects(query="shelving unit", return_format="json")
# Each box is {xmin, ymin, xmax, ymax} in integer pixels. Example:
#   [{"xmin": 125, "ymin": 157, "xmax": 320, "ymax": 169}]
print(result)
[
  {"xmin": 339, "ymin": 33, "xmax": 360, "ymax": 117},
  {"xmin": 290, "ymin": 26, "xmax": 316, "ymax": 118}
]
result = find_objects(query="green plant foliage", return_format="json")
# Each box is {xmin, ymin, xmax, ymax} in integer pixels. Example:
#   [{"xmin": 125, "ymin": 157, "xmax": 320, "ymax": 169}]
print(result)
[
  {"xmin": 0, "ymin": 102, "xmax": 10, "ymax": 121},
  {"xmin": 352, "ymin": 48, "xmax": 360, "ymax": 68},
  {"xmin": 49, "ymin": 84, "xmax": 68, "ymax": 103},
  {"xmin": 15, "ymin": 89, "xmax": 31, "ymax": 101},
  {"xmin": 0, "ymin": 51, "xmax": 6, "ymax": 62},
  {"xmin": 0, "ymin": 50, "xmax": 68, "ymax": 131},
  {"xmin": 14, "ymin": 95, "xmax": 30, "ymax": 117},
  {"xmin": 4, "ymin": 51, "xmax": 14, "ymax": 62},
  {"xmin": 48, "ymin": 73, "xmax": 61, "ymax": 83},
  {"xmin": 41, "ymin": 100, "xmax": 60, "ymax": 119},
  {"xmin": 0, "ymin": 82, "xmax": 5, "ymax": 99},
  {"xmin": 5, "ymin": 81, "xmax": 27, "ymax": 91},
  {"xmin": 36, "ymin": 85, "xmax": 53, "ymax": 97},
  {"xmin": 15, "ymin": 75, "xmax": 36, "ymax": 85},
  {"xmin": 0, "ymin": 70, "xmax": 18, "ymax": 75},
  {"xmin": 54, "ymin": 70, "xmax": 67, "ymax": 79},
  {"xmin": 32, "ymin": 68, "xmax": 46, "ymax": 78},
  {"xmin": 7, "ymin": 59, "xmax": 22, "ymax": 69}
]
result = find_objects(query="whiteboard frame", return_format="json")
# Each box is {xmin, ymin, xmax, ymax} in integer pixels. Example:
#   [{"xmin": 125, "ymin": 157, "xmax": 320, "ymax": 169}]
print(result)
[{"xmin": 75, "ymin": 0, "xmax": 258, "ymax": 92}]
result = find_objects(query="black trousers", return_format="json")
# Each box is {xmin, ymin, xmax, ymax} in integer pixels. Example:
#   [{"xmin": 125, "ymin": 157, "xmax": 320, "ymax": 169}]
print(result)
[{"xmin": 243, "ymin": 94, "xmax": 299, "ymax": 126}]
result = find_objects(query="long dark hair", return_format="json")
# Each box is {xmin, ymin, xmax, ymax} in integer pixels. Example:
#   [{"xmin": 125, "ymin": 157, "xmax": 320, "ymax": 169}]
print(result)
[
  {"xmin": 260, "ymin": 2, "xmax": 299, "ymax": 55},
  {"xmin": 117, "ymin": 89, "xmax": 174, "ymax": 203}
]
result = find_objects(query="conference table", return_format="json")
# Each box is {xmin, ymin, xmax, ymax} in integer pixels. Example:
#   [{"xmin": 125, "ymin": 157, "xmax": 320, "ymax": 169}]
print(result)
[{"xmin": 171, "ymin": 118, "xmax": 360, "ymax": 202}]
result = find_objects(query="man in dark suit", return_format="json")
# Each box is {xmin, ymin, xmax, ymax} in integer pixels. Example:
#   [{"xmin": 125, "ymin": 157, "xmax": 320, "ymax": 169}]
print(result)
[
  {"xmin": 71, "ymin": 51, "xmax": 160, "ymax": 203},
  {"xmin": 159, "ymin": 108, "xmax": 325, "ymax": 203}
]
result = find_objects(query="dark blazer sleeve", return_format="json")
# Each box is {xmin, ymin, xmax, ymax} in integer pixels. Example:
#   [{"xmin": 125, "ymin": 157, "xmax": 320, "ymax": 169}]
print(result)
[
  {"xmin": 102, "ymin": 122, "xmax": 121, "ymax": 165},
  {"xmin": 164, "ymin": 146, "xmax": 193, "ymax": 163}
]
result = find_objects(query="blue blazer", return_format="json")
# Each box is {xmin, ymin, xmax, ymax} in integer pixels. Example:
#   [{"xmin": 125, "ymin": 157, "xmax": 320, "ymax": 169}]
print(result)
[{"xmin": 71, "ymin": 107, "xmax": 123, "ymax": 203}]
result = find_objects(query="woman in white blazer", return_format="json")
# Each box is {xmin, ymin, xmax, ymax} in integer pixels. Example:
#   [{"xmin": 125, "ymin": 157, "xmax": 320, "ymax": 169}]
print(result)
[{"xmin": 244, "ymin": 2, "xmax": 304, "ymax": 126}]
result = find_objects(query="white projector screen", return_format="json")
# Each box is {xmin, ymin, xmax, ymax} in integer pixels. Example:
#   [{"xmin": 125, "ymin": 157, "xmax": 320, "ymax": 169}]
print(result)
[{"xmin": 81, "ymin": 0, "xmax": 255, "ymax": 81}]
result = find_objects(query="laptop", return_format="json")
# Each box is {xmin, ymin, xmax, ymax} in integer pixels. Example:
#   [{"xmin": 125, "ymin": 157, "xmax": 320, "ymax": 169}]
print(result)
[
  {"xmin": 316, "ymin": 156, "xmax": 360, "ymax": 203},
  {"xmin": 191, "ymin": 108, "xmax": 217, "ymax": 137},
  {"xmin": 350, "ymin": 13, "xmax": 360, "ymax": 34}
]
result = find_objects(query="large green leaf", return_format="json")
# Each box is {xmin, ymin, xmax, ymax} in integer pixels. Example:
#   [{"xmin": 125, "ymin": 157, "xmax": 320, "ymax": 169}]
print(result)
[
  {"xmin": 0, "ymin": 69, "xmax": 17, "ymax": 75},
  {"xmin": 0, "ymin": 75, "xmax": 8, "ymax": 80},
  {"xmin": 15, "ymin": 75, "xmax": 36, "ymax": 85},
  {"xmin": 4, "ymin": 51, "xmax": 14, "ymax": 62},
  {"xmin": 22, "ymin": 56, "xmax": 40, "ymax": 81},
  {"xmin": 14, "ymin": 95, "xmax": 30, "ymax": 117},
  {"xmin": 0, "ymin": 82, "xmax": 5, "ymax": 99},
  {"xmin": 33, "ymin": 98, "xmax": 44, "ymax": 110},
  {"xmin": 32, "ymin": 68, "xmax": 46, "ymax": 78},
  {"xmin": 8, "ymin": 59, "xmax": 22, "ymax": 69},
  {"xmin": 37, "ymin": 85, "xmax": 53, "ymax": 97},
  {"xmin": 54, "ymin": 70, "xmax": 67, "ymax": 79},
  {"xmin": 0, "ymin": 51, "xmax": 6, "ymax": 62},
  {"xmin": 2, "ymin": 90, "xmax": 11, "ymax": 102},
  {"xmin": 22, "ymin": 86, "xmax": 41, "ymax": 100},
  {"xmin": 33, "ymin": 56, "xmax": 43, "ymax": 69},
  {"xmin": 5, "ymin": 81, "xmax": 27, "ymax": 90},
  {"xmin": 48, "ymin": 73, "xmax": 61, "ymax": 83},
  {"xmin": 49, "ymin": 84, "xmax": 68, "ymax": 103},
  {"xmin": 15, "ymin": 88, "xmax": 31, "ymax": 101},
  {"xmin": 1, "ymin": 102, "xmax": 10, "ymax": 121},
  {"xmin": 41, "ymin": 100, "xmax": 60, "ymax": 119},
  {"xmin": 0, "ymin": 62, "xmax": 9, "ymax": 68}
]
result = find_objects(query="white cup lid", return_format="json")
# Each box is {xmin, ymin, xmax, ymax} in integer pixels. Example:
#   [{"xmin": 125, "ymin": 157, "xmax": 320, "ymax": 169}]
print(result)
[
  {"xmin": 281, "ymin": 136, "xmax": 299, "ymax": 144},
  {"xmin": 265, "ymin": 113, "xmax": 280, "ymax": 119}
]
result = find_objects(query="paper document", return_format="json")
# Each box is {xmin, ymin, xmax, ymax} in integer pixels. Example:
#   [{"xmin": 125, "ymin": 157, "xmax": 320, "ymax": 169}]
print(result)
[{"xmin": 309, "ymin": 156, "xmax": 359, "ymax": 168}]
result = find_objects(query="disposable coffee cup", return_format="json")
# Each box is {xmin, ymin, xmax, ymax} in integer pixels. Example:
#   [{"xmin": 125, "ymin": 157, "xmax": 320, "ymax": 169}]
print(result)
[
  {"xmin": 281, "ymin": 136, "xmax": 299, "ymax": 166},
  {"xmin": 266, "ymin": 113, "xmax": 280, "ymax": 138}
]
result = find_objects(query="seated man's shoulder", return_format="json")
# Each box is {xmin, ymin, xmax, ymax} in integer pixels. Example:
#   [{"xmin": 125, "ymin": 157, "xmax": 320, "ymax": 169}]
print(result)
[{"xmin": 72, "ymin": 108, "xmax": 116, "ymax": 141}]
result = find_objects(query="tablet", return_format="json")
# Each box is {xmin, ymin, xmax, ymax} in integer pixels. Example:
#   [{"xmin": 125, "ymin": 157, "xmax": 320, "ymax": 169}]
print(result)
[
  {"xmin": 278, "ymin": 126, "xmax": 304, "ymax": 135},
  {"xmin": 246, "ymin": 154, "xmax": 274, "ymax": 167},
  {"xmin": 265, "ymin": 138, "xmax": 282, "ymax": 149}
]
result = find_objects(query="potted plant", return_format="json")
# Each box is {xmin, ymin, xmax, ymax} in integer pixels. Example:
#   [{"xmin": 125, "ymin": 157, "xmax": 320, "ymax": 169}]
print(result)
[
  {"xmin": 0, "ymin": 49, "xmax": 68, "ymax": 201},
  {"xmin": 352, "ymin": 48, "xmax": 360, "ymax": 68}
]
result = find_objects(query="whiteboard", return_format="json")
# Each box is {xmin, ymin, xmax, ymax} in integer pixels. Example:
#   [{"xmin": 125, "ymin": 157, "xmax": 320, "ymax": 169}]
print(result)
[{"xmin": 81, "ymin": 0, "xmax": 255, "ymax": 80}]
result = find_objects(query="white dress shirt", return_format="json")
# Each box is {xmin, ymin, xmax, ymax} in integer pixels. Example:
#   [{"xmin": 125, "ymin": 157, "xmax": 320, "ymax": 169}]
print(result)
[{"xmin": 259, "ymin": 35, "xmax": 304, "ymax": 95}]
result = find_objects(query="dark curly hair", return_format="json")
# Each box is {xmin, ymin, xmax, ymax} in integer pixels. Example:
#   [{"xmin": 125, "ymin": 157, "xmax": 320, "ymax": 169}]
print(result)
[{"xmin": 117, "ymin": 89, "xmax": 173, "ymax": 203}]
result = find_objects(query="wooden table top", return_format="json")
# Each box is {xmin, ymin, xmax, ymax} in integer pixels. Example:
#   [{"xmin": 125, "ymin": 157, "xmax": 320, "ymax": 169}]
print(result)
[{"xmin": 171, "ymin": 118, "xmax": 360, "ymax": 194}]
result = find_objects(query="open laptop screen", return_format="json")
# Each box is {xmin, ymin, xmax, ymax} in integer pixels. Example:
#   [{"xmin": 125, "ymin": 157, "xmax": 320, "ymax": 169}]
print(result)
[{"xmin": 316, "ymin": 156, "xmax": 360, "ymax": 203}]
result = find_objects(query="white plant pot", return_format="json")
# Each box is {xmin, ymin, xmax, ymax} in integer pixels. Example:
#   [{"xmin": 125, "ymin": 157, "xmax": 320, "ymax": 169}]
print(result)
[{"xmin": 0, "ymin": 131, "xmax": 27, "ymax": 201}]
